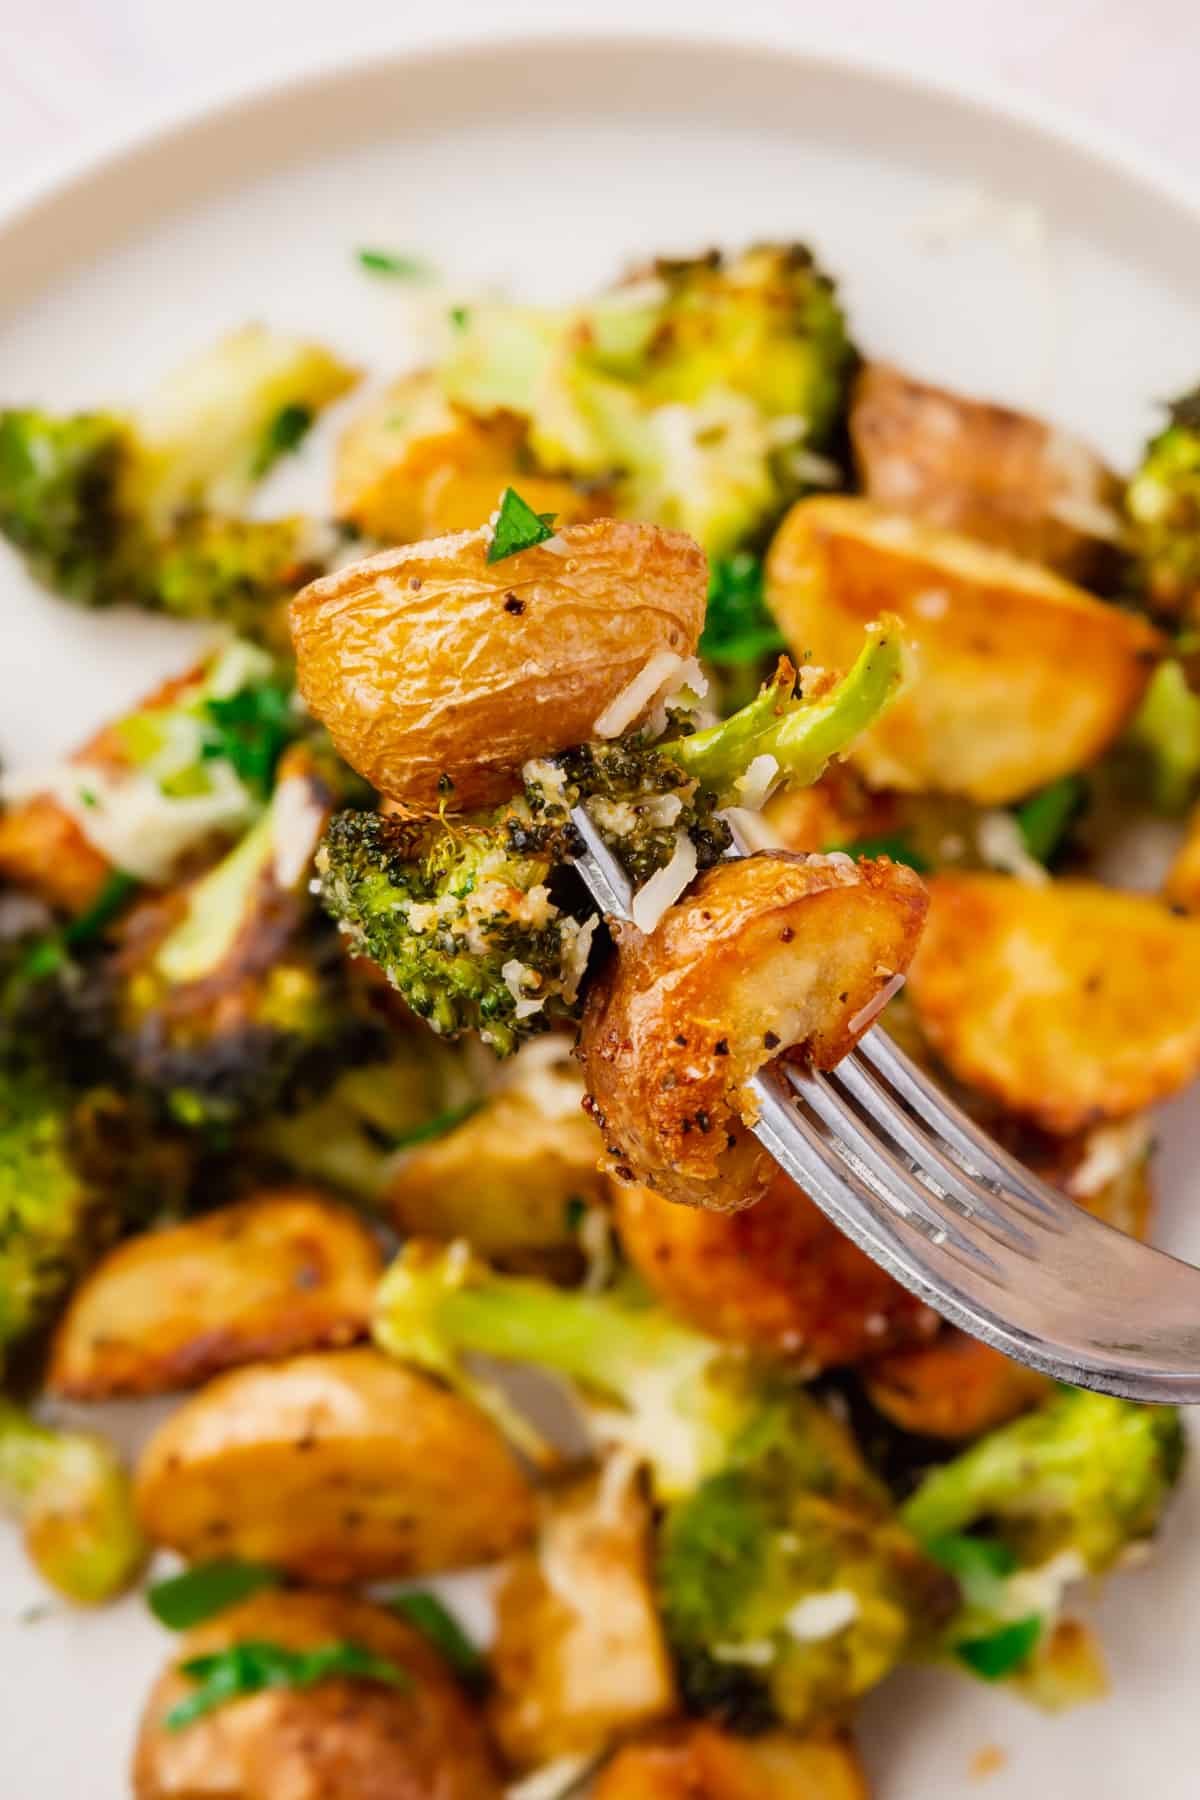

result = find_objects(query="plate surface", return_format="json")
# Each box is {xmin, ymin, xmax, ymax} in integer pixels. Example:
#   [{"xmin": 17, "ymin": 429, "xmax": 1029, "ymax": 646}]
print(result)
[{"xmin": 1, "ymin": 36, "xmax": 1199, "ymax": 1799}]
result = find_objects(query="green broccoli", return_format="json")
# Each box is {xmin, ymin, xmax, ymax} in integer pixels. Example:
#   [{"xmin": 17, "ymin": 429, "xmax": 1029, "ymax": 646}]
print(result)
[
  {"xmin": 0, "ymin": 326, "xmax": 354, "ymax": 634},
  {"xmin": 0, "ymin": 1398, "xmax": 145, "ymax": 1603},
  {"xmin": 1127, "ymin": 387, "xmax": 1200, "ymax": 621},
  {"xmin": 441, "ymin": 244, "xmax": 853, "ymax": 558},
  {"xmin": 374, "ymin": 1243, "xmax": 951, "ymax": 1731}
]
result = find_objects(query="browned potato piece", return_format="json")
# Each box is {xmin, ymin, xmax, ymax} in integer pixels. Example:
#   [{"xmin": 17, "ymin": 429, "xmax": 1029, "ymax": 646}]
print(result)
[
  {"xmin": 489, "ymin": 1459, "xmax": 677, "ymax": 1770},
  {"xmin": 907, "ymin": 872, "xmax": 1200, "ymax": 1132},
  {"xmin": 581, "ymin": 850, "xmax": 928, "ymax": 1209},
  {"xmin": 47, "ymin": 1191, "xmax": 382, "ymax": 1400},
  {"xmin": 615, "ymin": 1164, "xmax": 936, "ymax": 1370},
  {"xmin": 594, "ymin": 1724, "xmax": 869, "ymax": 1800},
  {"xmin": 386, "ymin": 1086, "xmax": 609, "ymax": 1272},
  {"xmin": 132, "ymin": 1588, "xmax": 503, "ymax": 1799},
  {"xmin": 850, "ymin": 362, "xmax": 1122, "ymax": 582},
  {"xmin": 765, "ymin": 497, "xmax": 1162, "ymax": 804},
  {"xmin": 289, "ymin": 518, "xmax": 707, "ymax": 808},
  {"xmin": 335, "ymin": 371, "xmax": 606, "ymax": 542},
  {"xmin": 864, "ymin": 1329, "xmax": 1051, "ymax": 1441},
  {"xmin": 134, "ymin": 1347, "xmax": 534, "ymax": 1581}
]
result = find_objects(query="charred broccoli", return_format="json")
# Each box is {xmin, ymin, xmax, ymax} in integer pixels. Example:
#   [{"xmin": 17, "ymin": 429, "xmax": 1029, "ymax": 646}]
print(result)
[
  {"xmin": 375, "ymin": 1243, "xmax": 950, "ymax": 1730},
  {"xmin": 0, "ymin": 1398, "xmax": 145, "ymax": 1603},
  {"xmin": 1127, "ymin": 387, "xmax": 1200, "ymax": 621},
  {"xmin": 441, "ymin": 244, "xmax": 853, "ymax": 557},
  {"xmin": 0, "ymin": 326, "xmax": 353, "ymax": 633}
]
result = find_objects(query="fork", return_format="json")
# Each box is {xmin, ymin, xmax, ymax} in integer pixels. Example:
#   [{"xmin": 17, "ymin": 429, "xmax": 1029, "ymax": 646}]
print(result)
[{"xmin": 568, "ymin": 805, "xmax": 1200, "ymax": 1405}]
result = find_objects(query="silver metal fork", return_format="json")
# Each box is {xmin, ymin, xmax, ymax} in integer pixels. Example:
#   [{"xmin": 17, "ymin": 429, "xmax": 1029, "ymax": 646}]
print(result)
[{"xmin": 568, "ymin": 805, "xmax": 1200, "ymax": 1405}]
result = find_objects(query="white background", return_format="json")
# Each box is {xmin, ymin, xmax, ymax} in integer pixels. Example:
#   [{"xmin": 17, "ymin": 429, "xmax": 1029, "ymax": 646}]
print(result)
[{"xmin": 1, "ymin": 0, "xmax": 1198, "ymax": 197}]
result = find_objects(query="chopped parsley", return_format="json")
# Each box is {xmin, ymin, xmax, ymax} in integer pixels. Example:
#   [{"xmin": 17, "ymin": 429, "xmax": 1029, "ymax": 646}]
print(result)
[
  {"xmin": 251, "ymin": 403, "xmax": 314, "ymax": 479},
  {"xmin": 357, "ymin": 248, "xmax": 432, "ymax": 279},
  {"xmin": 956, "ymin": 1614, "xmax": 1042, "ymax": 1680},
  {"xmin": 388, "ymin": 1591, "xmax": 485, "ymax": 1684},
  {"xmin": 487, "ymin": 487, "xmax": 557, "ymax": 563},
  {"xmin": 165, "ymin": 1638, "xmax": 410, "ymax": 1731},
  {"xmin": 449, "ymin": 305, "xmax": 470, "ymax": 330},
  {"xmin": 200, "ymin": 680, "xmax": 295, "ymax": 799},
  {"xmin": 1013, "ymin": 776, "xmax": 1086, "ymax": 865},
  {"xmin": 148, "ymin": 1560, "xmax": 281, "ymax": 1631},
  {"xmin": 699, "ymin": 553, "xmax": 785, "ymax": 666}
]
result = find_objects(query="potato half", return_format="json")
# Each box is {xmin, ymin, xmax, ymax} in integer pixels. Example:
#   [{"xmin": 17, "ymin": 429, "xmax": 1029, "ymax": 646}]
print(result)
[
  {"xmin": 593, "ymin": 1724, "xmax": 869, "ymax": 1800},
  {"xmin": 907, "ymin": 872, "xmax": 1200, "ymax": 1132},
  {"xmin": 134, "ymin": 1347, "xmax": 534, "ymax": 1581},
  {"xmin": 580, "ymin": 850, "xmax": 928, "ymax": 1209},
  {"xmin": 765, "ymin": 496, "xmax": 1162, "ymax": 803},
  {"xmin": 290, "ymin": 518, "xmax": 707, "ymax": 808},
  {"xmin": 850, "ymin": 362, "xmax": 1122, "ymax": 582},
  {"xmin": 48, "ymin": 1191, "xmax": 382, "ymax": 1400},
  {"xmin": 132, "ymin": 1588, "xmax": 502, "ymax": 1799},
  {"xmin": 863, "ymin": 1329, "xmax": 1051, "ymax": 1441},
  {"xmin": 615, "ymin": 1165, "xmax": 936, "ymax": 1370}
]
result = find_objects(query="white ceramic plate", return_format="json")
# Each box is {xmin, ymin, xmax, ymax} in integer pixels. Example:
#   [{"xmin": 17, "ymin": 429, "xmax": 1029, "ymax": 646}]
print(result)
[{"xmin": 2, "ymin": 35, "xmax": 1199, "ymax": 1799}]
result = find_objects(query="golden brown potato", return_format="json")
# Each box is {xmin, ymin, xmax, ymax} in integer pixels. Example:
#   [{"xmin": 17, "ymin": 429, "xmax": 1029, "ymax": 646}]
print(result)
[
  {"xmin": 489, "ymin": 1458, "xmax": 677, "ymax": 1770},
  {"xmin": 386, "ymin": 1085, "xmax": 609, "ymax": 1272},
  {"xmin": 907, "ymin": 872, "xmax": 1200, "ymax": 1132},
  {"xmin": 48, "ymin": 1191, "xmax": 382, "ymax": 1400},
  {"xmin": 289, "ymin": 517, "xmax": 707, "ymax": 809},
  {"xmin": 132, "ymin": 1588, "xmax": 503, "ymax": 1799},
  {"xmin": 615, "ymin": 1164, "xmax": 936, "ymax": 1370},
  {"xmin": 850, "ymin": 362, "xmax": 1122, "ymax": 582},
  {"xmin": 581, "ymin": 850, "xmax": 928, "ymax": 1209},
  {"xmin": 765, "ymin": 497, "xmax": 1162, "ymax": 804},
  {"xmin": 335, "ymin": 370, "xmax": 606, "ymax": 542},
  {"xmin": 864, "ymin": 1329, "xmax": 1050, "ymax": 1441},
  {"xmin": 594, "ymin": 1724, "xmax": 869, "ymax": 1800},
  {"xmin": 134, "ymin": 1347, "xmax": 534, "ymax": 1581}
]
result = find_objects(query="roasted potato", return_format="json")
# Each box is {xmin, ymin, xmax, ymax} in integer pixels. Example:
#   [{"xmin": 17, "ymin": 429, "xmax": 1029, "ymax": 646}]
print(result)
[
  {"xmin": 580, "ymin": 850, "xmax": 928, "ymax": 1209},
  {"xmin": 593, "ymin": 1724, "xmax": 869, "ymax": 1800},
  {"xmin": 849, "ymin": 362, "xmax": 1122, "ymax": 582},
  {"xmin": 864, "ymin": 1328, "xmax": 1051, "ymax": 1441},
  {"xmin": 907, "ymin": 872, "xmax": 1200, "ymax": 1132},
  {"xmin": 489, "ymin": 1457, "xmax": 677, "ymax": 1770},
  {"xmin": 614, "ymin": 1164, "xmax": 936, "ymax": 1369},
  {"xmin": 386, "ymin": 1084, "xmax": 609, "ymax": 1272},
  {"xmin": 765, "ymin": 497, "xmax": 1162, "ymax": 804},
  {"xmin": 132, "ymin": 1588, "xmax": 503, "ymax": 1799},
  {"xmin": 48, "ymin": 1190, "xmax": 382, "ymax": 1400},
  {"xmin": 289, "ymin": 517, "xmax": 707, "ymax": 808},
  {"xmin": 134, "ymin": 1347, "xmax": 534, "ymax": 1581},
  {"xmin": 335, "ymin": 370, "xmax": 606, "ymax": 542}
]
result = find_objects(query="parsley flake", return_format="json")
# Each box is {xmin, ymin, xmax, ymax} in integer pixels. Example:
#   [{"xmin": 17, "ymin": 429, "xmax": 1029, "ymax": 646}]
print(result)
[
  {"xmin": 956, "ymin": 1614, "xmax": 1042, "ymax": 1680},
  {"xmin": 148, "ymin": 1560, "xmax": 281, "ymax": 1631},
  {"xmin": 699, "ymin": 553, "xmax": 785, "ymax": 666},
  {"xmin": 389, "ymin": 1591, "xmax": 485, "ymax": 1684},
  {"xmin": 200, "ymin": 681, "xmax": 295, "ymax": 799},
  {"xmin": 487, "ymin": 487, "xmax": 557, "ymax": 564},
  {"xmin": 251, "ymin": 404, "xmax": 314, "ymax": 479},
  {"xmin": 357, "ymin": 248, "xmax": 432, "ymax": 279},
  {"xmin": 166, "ymin": 1638, "xmax": 410, "ymax": 1731}
]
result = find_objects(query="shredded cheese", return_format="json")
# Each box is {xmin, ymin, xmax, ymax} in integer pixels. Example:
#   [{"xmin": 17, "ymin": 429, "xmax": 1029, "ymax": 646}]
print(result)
[
  {"xmin": 784, "ymin": 1589, "xmax": 861, "ymax": 1641},
  {"xmin": 630, "ymin": 832, "xmax": 697, "ymax": 933},
  {"xmin": 592, "ymin": 650, "xmax": 685, "ymax": 739}
]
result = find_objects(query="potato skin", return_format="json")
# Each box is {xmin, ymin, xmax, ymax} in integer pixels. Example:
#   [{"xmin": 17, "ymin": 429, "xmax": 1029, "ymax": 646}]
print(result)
[
  {"xmin": 593, "ymin": 1724, "xmax": 869, "ymax": 1800},
  {"xmin": 864, "ymin": 1329, "xmax": 1050, "ymax": 1441},
  {"xmin": 489, "ymin": 1461, "xmax": 677, "ymax": 1770},
  {"xmin": 132, "ymin": 1589, "xmax": 503, "ymax": 1800},
  {"xmin": 134, "ymin": 1347, "xmax": 534, "ymax": 1581},
  {"xmin": 850, "ymin": 362, "xmax": 1122, "ymax": 582},
  {"xmin": 290, "ymin": 518, "xmax": 707, "ymax": 808},
  {"xmin": 765, "ymin": 496, "xmax": 1162, "ymax": 804},
  {"xmin": 48, "ymin": 1191, "xmax": 382, "ymax": 1400},
  {"xmin": 907, "ymin": 872, "xmax": 1200, "ymax": 1132},
  {"xmin": 580, "ymin": 850, "xmax": 928, "ymax": 1209}
]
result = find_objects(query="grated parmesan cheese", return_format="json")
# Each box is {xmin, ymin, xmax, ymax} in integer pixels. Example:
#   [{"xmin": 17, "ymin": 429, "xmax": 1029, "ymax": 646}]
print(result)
[
  {"xmin": 631, "ymin": 832, "xmax": 697, "ymax": 933},
  {"xmin": 784, "ymin": 1589, "xmax": 860, "ymax": 1641},
  {"xmin": 592, "ymin": 650, "xmax": 686, "ymax": 739}
]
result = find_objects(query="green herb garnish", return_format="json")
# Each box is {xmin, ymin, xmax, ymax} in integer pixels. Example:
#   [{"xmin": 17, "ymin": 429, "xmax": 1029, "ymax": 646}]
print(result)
[
  {"xmin": 827, "ymin": 833, "xmax": 931, "ymax": 874},
  {"xmin": 388, "ymin": 1101, "xmax": 482, "ymax": 1152},
  {"xmin": 956, "ymin": 1614, "xmax": 1042, "ymax": 1680},
  {"xmin": 699, "ymin": 553, "xmax": 785, "ymax": 666},
  {"xmin": 148, "ymin": 1560, "xmax": 281, "ymax": 1631},
  {"xmin": 1013, "ymin": 776, "xmax": 1086, "ymax": 865},
  {"xmin": 449, "ymin": 306, "xmax": 470, "ymax": 331},
  {"xmin": 251, "ymin": 403, "xmax": 314, "ymax": 479},
  {"xmin": 165, "ymin": 1638, "xmax": 410, "ymax": 1730},
  {"xmin": 487, "ymin": 487, "xmax": 557, "ymax": 564},
  {"xmin": 357, "ymin": 249, "xmax": 431, "ymax": 279},
  {"xmin": 17, "ymin": 869, "xmax": 140, "ymax": 981},
  {"xmin": 389, "ymin": 1591, "xmax": 484, "ymax": 1683},
  {"xmin": 925, "ymin": 1533, "xmax": 1018, "ymax": 1588},
  {"xmin": 200, "ymin": 681, "xmax": 295, "ymax": 799}
]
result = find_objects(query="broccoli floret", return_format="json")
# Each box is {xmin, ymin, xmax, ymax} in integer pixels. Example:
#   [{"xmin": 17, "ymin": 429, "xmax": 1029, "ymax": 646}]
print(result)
[
  {"xmin": 374, "ymin": 1244, "xmax": 951, "ymax": 1730},
  {"xmin": 0, "ymin": 327, "xmax": 354, "ymax": 633},
  {"xmin": 441, "ymin": 244, "xmax": 853, "ymax": 558},
  {"xmin": 1127, "ymin": 387, "xmax": 1200, "ymax": 621},
  {"xmin": 1125, "ymin": 658, "xmax": 1200, "ymax": 815},
  {"xmin": 0, "ymin": 1398, "xmax": 145, "ymax": 1603}
]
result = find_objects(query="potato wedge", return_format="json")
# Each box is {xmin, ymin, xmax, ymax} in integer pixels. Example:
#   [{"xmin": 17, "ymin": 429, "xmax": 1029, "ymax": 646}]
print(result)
[
  {"xmin": 132, "ymin": 1588, "xmax": 502, "ymax": 1799},
  {"xmin": 48, "ymin": 1190, "xmax": 382, "ymax": 1400},
  {"xmin": 615, "ymin": 1164, "xmax": 935, "ymax": 1369},
  {"xmin": 289, "ymin": 517, "xmax": 707, "ymax": 808},
  {"xmin": 386, "ymin": 1086, "xmax": 609, "ymax": 1272},
  {"xmin": 907, "ymin": 872, "xmax": 1200, "ymax": 1132},
  {"xmin": 765, "ymin": 496, "xmax": 1162, "ymax": 803},
  {"xmin": 594, "ymin": 1724, "xmax": 869, "ymax": 1800},
  {"xmin": 134, "ymin": 1347, "xmax": 534, "ymax": 1580},
  {"xmin": 864, "ymin": 1329, "xmax": 1051, "ymax": 1441},
  {"xmin": 489, "ymin": 1458, "xmax": 677, "ymax": 1770},
  {"xmin": 850, "ymin": 362, "xmax": 1122, "ymax": 582},
  {"xmin": 581, "ymin": 850, "xmax": 928, "ymax": 1209},
  {"xmin": 335, "ymin": 370, "xmax": 606, "ymax": 542}
]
